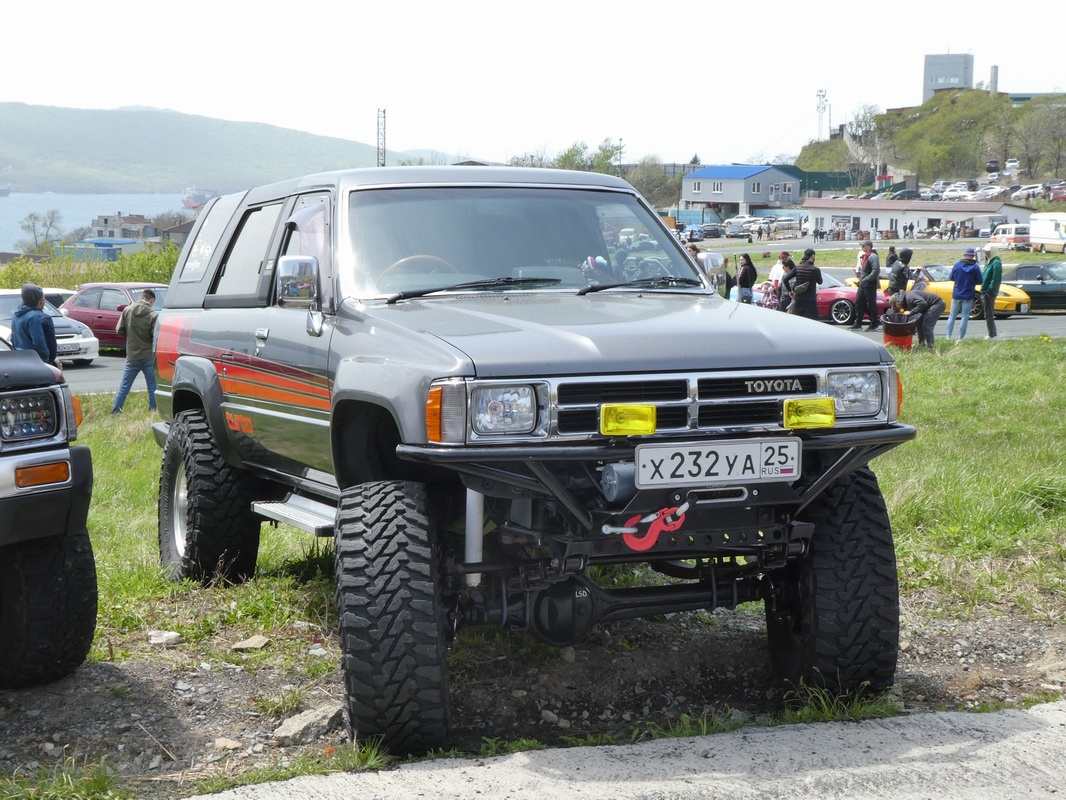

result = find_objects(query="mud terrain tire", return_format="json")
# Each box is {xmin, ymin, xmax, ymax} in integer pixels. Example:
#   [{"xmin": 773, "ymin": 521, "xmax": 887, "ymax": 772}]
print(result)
[
  {"xmin": 334, "ymin": 480, "xmax": 450, "ymax": 755},
  {"xmin": 0, "ymin": 529, "xmax": 98, "ymax": 688},
  {"xmin": 765, "ymin": 466, "xmax": 899, "ymax": 695},
  {"xmin": 159, "ymin": 409, "xmax": 263, "ymax": 583}
]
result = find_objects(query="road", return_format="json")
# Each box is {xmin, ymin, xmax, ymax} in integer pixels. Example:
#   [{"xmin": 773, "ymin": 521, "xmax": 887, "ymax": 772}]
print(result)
[{"xmin": 187, "ymin": 700, "xmax": 1066, "ymax": 800}]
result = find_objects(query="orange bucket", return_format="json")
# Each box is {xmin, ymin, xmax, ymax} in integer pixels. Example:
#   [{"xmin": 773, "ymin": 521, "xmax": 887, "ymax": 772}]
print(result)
[{"xmin": 883, "ymin": 332, "xmax": 913, "ymax": 350}]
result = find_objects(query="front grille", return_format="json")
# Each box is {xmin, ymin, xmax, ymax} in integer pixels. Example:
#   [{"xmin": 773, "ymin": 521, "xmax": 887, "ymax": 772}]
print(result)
[{"xmin": 552, "ymin": 373, "xmax": 821, "ymax": 437}]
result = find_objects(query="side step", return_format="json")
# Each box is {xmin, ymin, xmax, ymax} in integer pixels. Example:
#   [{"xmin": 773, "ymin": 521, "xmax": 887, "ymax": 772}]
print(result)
[{"xmin": 253, "ymin": 494, "xmax": 336, "ymax": 537}]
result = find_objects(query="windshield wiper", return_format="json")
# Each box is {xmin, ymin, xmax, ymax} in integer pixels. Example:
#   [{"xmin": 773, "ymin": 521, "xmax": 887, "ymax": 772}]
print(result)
[
  {"xmin": 576, "ymin": 276, "xmax": 704, "ymax": 296},
  {"xmin": 386, "ymin": 277, "xmax": 561, "ymax": 304}
]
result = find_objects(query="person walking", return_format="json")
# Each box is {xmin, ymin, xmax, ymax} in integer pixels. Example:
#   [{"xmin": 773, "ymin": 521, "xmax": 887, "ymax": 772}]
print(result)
[
  {"xmin": 736, "ymin": 253, "xmax": 757, "ymax": 304},
  {"xmin": 894, "ymin": 288, "xmax": 946, "ymax": 350},
  {"xmin": 851, "ymin": 240, "xmax": 882, "ymax": 330},
  {"xmin": 788, "ymin": 248, "xmax": 823, "ymax": 320},
  {"xmin": 10, "ymin": 283, "xmax": 58, "ymax": 366},
  {"xmin": 980, "ymin": 243, "xmax": 1002, "ymax": 339},
  {"xmin": 111, "ymin": 288, "xmax": 159, "ymax": 414},
  {"xmin": 945, "ymin": 247, "xmax": 983, "ymax": 341}
]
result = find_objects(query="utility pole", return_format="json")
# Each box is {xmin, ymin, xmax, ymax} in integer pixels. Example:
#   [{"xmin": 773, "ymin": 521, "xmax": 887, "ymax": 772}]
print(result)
[{"xmin": 377, "ymin": 109, "xmax": 386, "ymax": 167}]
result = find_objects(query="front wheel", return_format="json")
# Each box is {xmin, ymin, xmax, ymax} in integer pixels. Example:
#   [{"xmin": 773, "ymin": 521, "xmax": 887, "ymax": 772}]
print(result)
[
  {"xmin": 765, "ymin": 467, "xmax": 899, "ymax": 696},
  {"xmin": 0, "ymin": 531, "xmax": 98, "ymax": 688},
  {"xmin": 829, "ymin": 298, "xmax": 855, "ymax": 325},
  {"xmin": 969, "ymin": 296, "xmax": 985, "ymax": 320},
  {"xmin": 158, "ymin": 409, "xmax": 263, "ymax": 583},
  {"xmin": 335, "ymin": 480, "xmax": 451, "ymax": 755}
]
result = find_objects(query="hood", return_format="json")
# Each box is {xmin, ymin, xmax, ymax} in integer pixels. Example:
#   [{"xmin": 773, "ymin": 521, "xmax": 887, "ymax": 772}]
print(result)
[
  {"xmin": 13, "ymin": 305, "xmax": 34, "ymax": 318},
  {"xmin": 355, "ymin": 292, "xmax": 892, "ymax": 378},
  {"xmin": 128, "ymin": 299, "xmax": 154, "ymax": 317}
]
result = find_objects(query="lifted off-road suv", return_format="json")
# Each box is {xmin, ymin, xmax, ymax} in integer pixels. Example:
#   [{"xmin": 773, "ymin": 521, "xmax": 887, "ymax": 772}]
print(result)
[
  {"xmin": 0, "ymin": 347, "xmax": 96, "ymax": 688},
  {"xmin": 154, "ymin": 167, "xmax": 915, "ymax": 754}
]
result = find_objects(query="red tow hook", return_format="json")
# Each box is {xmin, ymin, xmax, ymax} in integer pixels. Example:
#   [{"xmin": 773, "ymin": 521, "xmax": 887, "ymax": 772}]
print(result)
[{"xmin": 621, "ymin": 503, "xmax": 689, "ymax": 552}]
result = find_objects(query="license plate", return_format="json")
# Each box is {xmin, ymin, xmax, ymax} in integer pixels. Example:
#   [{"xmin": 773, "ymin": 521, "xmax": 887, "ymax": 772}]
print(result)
[
  {"xmin": 635, "ymin": 438, "xmax": 801, "ymax": 488},
  {"xmin": 1020, "ymin": 303, "xmax": 1030, "ymax": 314},
  {"xmin": 57, "ymin": 343, "xmax": 80, "ymax": 353}
]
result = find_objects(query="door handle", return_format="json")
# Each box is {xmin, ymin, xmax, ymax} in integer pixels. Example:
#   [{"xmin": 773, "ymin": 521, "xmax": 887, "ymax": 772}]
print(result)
[{"xmin": 255, "ymin": 328, "xmax": 269, "ymax": 340}]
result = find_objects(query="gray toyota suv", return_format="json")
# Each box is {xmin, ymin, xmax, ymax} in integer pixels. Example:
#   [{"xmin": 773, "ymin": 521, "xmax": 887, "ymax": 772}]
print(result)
[{"xmin": 153, "ymin": 166, "xmax": 914, "ymax": 754}]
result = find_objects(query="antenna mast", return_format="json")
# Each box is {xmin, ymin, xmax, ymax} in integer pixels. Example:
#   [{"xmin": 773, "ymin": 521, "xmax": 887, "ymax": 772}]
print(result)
[
  {"xmin": 377, "ymin": 109, "xmax": 386, "ymax": 167},
  {"xmin": 816, "ymin": 90, "xmax": 827, "ymax": 141}
]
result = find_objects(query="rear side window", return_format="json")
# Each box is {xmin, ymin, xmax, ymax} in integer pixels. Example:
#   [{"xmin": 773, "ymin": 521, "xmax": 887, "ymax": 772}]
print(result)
[
  {"xmin": 69, "ymin": 287, "xmax": 102, "ymax": 309},
  {"xmin": 179, "ymin": 193, "xmax": 244, "ymax": 284},
  {"xmin": 212, "ymin": 204, "xmax": 283, "ymax": 297}
]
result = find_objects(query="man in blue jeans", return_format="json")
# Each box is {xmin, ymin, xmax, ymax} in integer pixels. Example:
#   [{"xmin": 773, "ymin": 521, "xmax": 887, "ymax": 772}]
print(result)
[
  {"xmin": 111, "ymin": 288, "xmax": 159, "ymax": 414},
  {"xmin": 945, "ymin": 247, "xmax": 983, "ymax": 341}
]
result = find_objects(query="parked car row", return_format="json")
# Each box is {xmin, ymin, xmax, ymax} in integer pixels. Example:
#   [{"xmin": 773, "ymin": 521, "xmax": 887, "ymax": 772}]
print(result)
[{"xmin": 0, "ymin": 282, "xmax": 169, "ymax": 363}]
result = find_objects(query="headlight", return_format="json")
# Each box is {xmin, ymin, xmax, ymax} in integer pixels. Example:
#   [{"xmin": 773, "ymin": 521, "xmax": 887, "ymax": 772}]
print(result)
[
  {"xmin": 471, "ymin": 386, "xmax": 536, "ymax": 435},
  {"xmin": 0, "ymin": 392, "xmax": 59, "ymax": 442},
  {"xmin": 826, "ymin": 371, "xmax": 882, "ymax": 417}
]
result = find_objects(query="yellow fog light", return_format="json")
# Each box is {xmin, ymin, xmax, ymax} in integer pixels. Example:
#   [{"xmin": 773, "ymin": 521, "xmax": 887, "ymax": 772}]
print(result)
[
  {"xmin": 783, "ymin": 397, "xmax": 835, "ymax": 429},
  {"xmin": 600, "ymin": 404, "xmax": 656, "ymax": 436}
]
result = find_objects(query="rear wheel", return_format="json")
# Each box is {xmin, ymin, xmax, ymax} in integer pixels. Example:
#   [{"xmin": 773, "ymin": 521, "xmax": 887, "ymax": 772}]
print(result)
[
  {"xmin": 158, "ymin": 409, "xmax": 263, "ymax": 583},
  {"xmin": 0, "ymin": 531, "xmax": 98, "ymax": 688},
  {"xmin": 765, "ymin": 467, "xmax": 898, "ymax": 695},
  {"xmin": 829, "ymin": 298, "xmax": 855, "ymax": 325},
  {"xmin": 335, "ymin": 480, "xmax": 451, "ymax": 755}
]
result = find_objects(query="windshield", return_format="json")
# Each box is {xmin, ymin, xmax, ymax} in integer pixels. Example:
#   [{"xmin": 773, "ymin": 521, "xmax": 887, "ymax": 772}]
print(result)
[
  {"xmin": 344, "ymin": 186, "xmax": 705, "ymax": 298},
  {"xmin": 1045, "ymin": 263, "xmax": 1066, "ymax": 280}
]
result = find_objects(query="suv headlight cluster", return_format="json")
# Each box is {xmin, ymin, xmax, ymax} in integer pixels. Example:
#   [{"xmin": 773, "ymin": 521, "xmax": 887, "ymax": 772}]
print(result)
[
  {"xmin": 427, "ymin": 381, "xmax": 543, "ymax": 444},
  {"xmin": 1, "ymin": 392, "xmax": 59, "ymax": 443},
  {"xmin": 826, "ymin": 371, "xmax": 883, "ymax": 417}
]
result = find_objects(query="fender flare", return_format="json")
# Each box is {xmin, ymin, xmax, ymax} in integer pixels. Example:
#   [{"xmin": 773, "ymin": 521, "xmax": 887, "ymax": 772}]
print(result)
[{"xmin": 168, "ymin": 356, "xmax": 241, "ymax": 468}]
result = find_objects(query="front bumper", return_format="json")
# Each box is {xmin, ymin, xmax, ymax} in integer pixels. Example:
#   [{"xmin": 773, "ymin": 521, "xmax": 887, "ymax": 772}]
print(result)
[{"xmin": 0, "ymin": 445, "xmax": 94, "ymax": 547}]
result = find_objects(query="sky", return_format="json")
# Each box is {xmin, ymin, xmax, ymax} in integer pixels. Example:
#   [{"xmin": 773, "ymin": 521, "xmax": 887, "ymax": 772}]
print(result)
[{"xmin": 5, "ymin": 1, "xmax": 1064, "ymax": 167}]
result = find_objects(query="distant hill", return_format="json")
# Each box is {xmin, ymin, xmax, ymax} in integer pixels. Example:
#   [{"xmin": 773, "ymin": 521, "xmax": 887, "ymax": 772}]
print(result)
[{"xmin": 0, "ymin": 103, "xmax": 453, "ymax": 193}]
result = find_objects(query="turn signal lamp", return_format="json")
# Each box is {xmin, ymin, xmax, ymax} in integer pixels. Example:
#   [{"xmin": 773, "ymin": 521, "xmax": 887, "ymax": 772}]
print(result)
[
  {"xmin": 15, "ymin": 460, "xmax": 71, "ymax": 489},
  {"xmin": 783, "ymin": 397, "xmax": 836, "ymax": 429},
  {"xmin": 600, "ymin": 404, "xmax": 656, "ymax": 436}
]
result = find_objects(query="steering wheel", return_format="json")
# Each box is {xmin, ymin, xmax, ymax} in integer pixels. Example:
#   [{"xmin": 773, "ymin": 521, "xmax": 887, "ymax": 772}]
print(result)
[{"xmin": 379, "ymin": 255, "xmax": 458, "ymax": 282}]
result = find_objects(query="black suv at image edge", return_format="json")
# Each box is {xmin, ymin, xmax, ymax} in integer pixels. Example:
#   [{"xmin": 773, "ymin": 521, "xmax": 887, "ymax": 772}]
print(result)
[{"xmin": 0, "ymin": 347, "xmax": 96, "ymax": 688}]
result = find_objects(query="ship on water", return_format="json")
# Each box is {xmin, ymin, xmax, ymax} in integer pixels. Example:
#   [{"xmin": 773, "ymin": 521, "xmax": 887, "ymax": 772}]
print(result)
[{"xmin": 182, "ymin": 187, "xmax": 217, "ymax": 208}]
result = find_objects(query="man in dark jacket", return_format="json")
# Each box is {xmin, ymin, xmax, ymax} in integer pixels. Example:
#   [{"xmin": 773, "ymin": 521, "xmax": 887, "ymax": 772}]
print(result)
[
  {"xmin": 788, "ymin": 248, "xmax": 823, "ymax": 320},
  {"xmin": 895, "ymin": 288, "xmax": 946, "ymax": 350},
  {"xmin": 10, "ymin": 284, "xmax": 57, "ymax": 366},
  {"xmin": 111, "ymin": 288, "xmax": 159, "ymax": 414},
  {"xmin": 887, "ymin": 247, "xmax": 914, "ymax": 295},
  {"xmin": 851, "ymin": 240, "xmax": 882, "ymax": 330}
]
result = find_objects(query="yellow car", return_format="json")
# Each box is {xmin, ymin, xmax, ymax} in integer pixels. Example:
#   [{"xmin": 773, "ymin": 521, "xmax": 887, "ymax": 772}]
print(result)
[{"xmin": 849, "ymin": 264, "xmax": 1032, "ymax": 320}]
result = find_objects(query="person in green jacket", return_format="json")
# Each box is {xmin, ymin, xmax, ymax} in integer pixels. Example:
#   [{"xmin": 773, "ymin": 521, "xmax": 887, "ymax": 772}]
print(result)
[{"xmin": 980, "ymin": 243, "xmax": 1002, "ymax": 339}]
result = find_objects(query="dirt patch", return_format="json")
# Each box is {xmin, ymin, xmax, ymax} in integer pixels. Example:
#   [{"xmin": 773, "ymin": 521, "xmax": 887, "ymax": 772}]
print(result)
[{"xmin": 2, "ymin": 604, "xmax": 1064, "ymax": 799}]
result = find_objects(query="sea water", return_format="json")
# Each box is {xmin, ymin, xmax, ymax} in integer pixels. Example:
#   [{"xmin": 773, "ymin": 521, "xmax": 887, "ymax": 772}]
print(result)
[{"xmin": 0, "ymin": 192, "xmax": 186, "ymax": 253}]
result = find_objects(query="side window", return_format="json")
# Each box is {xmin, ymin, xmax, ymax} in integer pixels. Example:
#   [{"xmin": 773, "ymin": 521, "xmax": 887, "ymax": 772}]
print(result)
[
  {"xmin": 212, "ymin": 204, "xmax": 283, "ymax": 297},
  {"xmin": 71, "ymin": 287, "xmax": 102, "ymax": 309},
  {"xmin": 1017, "ymin": 267, "xmax": 1040, "ymax": 280},
  {"xmin": 281, "ymin": 194, "xmax": 331, "ymax": 273},
  {"xmin": 100, "ymin": 289, "xmax": 128, "ymax": 311}
]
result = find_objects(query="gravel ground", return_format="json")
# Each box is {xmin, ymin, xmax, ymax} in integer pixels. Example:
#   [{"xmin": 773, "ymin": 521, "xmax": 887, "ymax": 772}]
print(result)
[{"xmin": 2, "ymin": 603, "xmax": 1064, "ymax": 799}]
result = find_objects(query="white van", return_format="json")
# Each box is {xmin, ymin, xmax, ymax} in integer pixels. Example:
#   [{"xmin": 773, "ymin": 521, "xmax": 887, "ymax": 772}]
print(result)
[
  {"xmin": 988, "ymin": 223, "xmax": 1030, "ymax": 251},
  {"xmin": 1029, "ymin": 212, "xmax": 1066, "ymax": 253}
]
